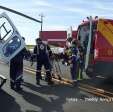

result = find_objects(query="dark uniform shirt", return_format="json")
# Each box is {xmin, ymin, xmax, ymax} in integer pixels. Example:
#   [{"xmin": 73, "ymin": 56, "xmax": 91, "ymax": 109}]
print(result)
[
  {"xmin": 10, "ymin": 48, "xmax": 28, "ymax": 76},
  {"xmin": 33, "ymin": 43, "xmax": 50, "ymax": 60}
]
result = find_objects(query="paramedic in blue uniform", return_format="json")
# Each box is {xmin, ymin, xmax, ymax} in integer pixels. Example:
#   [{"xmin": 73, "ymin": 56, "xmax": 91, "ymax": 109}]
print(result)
[
  {"xmin": 69, "ymin": 39, "xmax": 79, "ymax": 85},
  {"xmin": 33, "ymin": 38, "xmax": 53, "ymax": 85},
  {"xmin": 10, "ymin": 37, "xmax": 29, "ymax": 90}
]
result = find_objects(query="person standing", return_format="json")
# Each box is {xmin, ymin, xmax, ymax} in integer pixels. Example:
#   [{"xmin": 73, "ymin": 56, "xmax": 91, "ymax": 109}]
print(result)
[
  {"xmin": 33, "ymin": 38, "xmax": 53, "ymax": 85},
  {"xmin": 69, "ymin": 39, "xmax": 79, "ymax": 85},
  {"xmin": 10, "ymin": 37, "xmax": 29, "ymax": 90},
  {"xmin": 77, "ymin": 42, "xmax": 85, "ymax": 80}
]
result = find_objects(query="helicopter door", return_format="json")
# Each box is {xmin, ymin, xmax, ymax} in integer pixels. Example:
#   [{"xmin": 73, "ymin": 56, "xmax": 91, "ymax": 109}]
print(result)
[{"xmin": 0, "ymin": 12, "xmax": 25, "ymax": 62}]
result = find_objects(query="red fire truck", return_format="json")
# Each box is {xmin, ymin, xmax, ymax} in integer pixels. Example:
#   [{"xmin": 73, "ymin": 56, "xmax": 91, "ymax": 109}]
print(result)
[{"xmin": 77, "ymin": 16, "xmax": 113, "ymax": 79}]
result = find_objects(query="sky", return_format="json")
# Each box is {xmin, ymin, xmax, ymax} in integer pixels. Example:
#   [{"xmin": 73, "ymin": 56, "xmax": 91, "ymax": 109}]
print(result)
[{"xmin": 0, "ymin": 0, "xmax": 113, "ymax": 45}]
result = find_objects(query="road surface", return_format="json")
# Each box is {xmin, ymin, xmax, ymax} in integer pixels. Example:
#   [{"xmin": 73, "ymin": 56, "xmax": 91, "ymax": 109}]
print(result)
[{"xmin": 0, "ymin": 63, "xmax": 113, "ymax": 112}]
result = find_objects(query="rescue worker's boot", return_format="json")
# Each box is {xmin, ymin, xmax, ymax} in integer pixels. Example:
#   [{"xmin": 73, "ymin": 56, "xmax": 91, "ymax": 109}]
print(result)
[
  {"xmin": 21, "ymin": 78, "xmax": 24, "ymax": 83},
  {"xmin": 45, "ymin": 76, "xmax": 48, "ymax": 82},
  {"xmin": 72, "ymin": 80, "xmax": 78, "ymax": 87},
  {"xmin": 36, "ymin": 71, "xmax": 42, "ymax": 85},
  {"xmin": 11, "ymin": 85, "xmax": 15, "ymax": 90},
  {"xmin": 16, "ymin": 82, "xmax": 23, "ymax": 91},
  {"xmin": 46, "ymin": 71, "xmax": 54, "ymax": 85},
  {"xmin": 36, "ymin": 79, "xmax": 41, "ymax": 85},
  {"xmin": 58, "ymin": 74, "xmax": 62, "ymax": 80},
  {"xmin": 48, "ymin": 80, "xmax": 54, "ymax": 85},
  {"xmin": 45, "ymin": 76, "xmax": 54, "ymax": 85},
  {"xmin": 16, "ymin": 86, "xmax": 23, "ymax": 91},
  {"xmin": 10, "ymin": 81, "xmax": 16, "ymax": 90}
]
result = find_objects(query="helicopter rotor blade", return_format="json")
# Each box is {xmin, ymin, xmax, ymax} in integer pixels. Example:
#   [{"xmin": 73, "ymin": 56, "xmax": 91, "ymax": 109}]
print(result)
[{"xmin": 0, "ymin": 6, "xmax": 42, "ymax": 23}]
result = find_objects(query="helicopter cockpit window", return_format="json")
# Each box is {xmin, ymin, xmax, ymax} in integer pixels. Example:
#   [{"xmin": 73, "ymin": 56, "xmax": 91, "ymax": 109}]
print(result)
[
  {"xmin": 0, "ymin": 17, "xmax": 13, "ymax": 41},
  {"xmin": 2, "ymin": 36, "xmax": 21, "ymax": 57}
]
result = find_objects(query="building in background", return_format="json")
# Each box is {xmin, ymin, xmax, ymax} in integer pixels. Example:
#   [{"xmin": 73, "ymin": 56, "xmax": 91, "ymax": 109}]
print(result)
[
  {"xmin": 39, "ymin": 30, "xmax": 77, "ymax": 47},
  {"xmin": 72, "ymin": 31, "xmax": 77, "ymax": 39}
]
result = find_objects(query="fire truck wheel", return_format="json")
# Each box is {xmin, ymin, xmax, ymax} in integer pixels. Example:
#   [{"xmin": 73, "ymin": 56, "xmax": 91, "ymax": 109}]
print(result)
[
  {"xmin": 85, "ymin": 66, "xmax": 95, "ymax": 78},
  {"xmin": 104, "ymin": 76, "xmax": 113, "ymax": 84}
]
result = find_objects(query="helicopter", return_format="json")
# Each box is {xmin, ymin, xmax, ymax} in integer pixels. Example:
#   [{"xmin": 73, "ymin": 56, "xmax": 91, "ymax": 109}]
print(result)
[{"xmin": 0, "ymin": 6, "xmax": 41, "ymax": 88}]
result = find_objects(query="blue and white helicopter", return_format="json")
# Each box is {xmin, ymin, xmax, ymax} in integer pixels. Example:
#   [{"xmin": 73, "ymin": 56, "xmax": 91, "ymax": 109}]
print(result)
[{"xmin": 0, "ymin": 6, "xmax": 41, "ymax": 88}]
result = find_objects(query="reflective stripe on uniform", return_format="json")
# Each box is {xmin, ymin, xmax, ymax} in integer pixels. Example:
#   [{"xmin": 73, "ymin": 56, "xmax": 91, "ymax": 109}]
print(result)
[
  {"xmin": 37, "ymin": 70, "xmax": 41, "ymax": 72},
  {"xmin": 10, "ymin": 78, "xmax": 15, "ymax": 83},
  {"xmin": 16, "ymin": 75, "xmax": 22, "ymax": 81},
  {"xmin": 45, "ymin": 69, "xmax": 50, "ymax": 72},
  {"xmin": 73, "ymin": 80, "xmax": 77, "ymax": 82}
]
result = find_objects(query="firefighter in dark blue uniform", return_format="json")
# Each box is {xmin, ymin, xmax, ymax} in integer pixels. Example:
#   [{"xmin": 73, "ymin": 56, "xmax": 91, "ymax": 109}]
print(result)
[
  {"xmin": 69, "ymin": 39, "xmax": 79, "ymax": 85},
  {"xmin": 33, "ymin": 38, "xmax": 53, "ymax": 85},
  {"xmin": 10, "ymin": 37, "xmax": 29, "ymax": 90}
]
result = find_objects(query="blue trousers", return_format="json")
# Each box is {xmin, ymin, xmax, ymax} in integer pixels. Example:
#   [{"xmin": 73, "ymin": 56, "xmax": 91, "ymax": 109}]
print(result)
[
  {"xmin": 70, "ymin": 63, "xmax": 78, "ymax": 80},
  {"xmin": 36, "ymin": 57, "xmax": 51, "ymax": 82}
]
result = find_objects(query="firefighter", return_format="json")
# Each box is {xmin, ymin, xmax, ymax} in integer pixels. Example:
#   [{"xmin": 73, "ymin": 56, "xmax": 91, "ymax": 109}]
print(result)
[
  {"xmin": 33, "ymin": 38, "xmax": 53, "ymax": 85},
  {"xmin": 77, "ymin": 41, "xmax": 85, "ymax": 80},
  {"xmin": 45, "ymin": 42, "xmax": 54, "ymax": 80},
  {"xmin": 10, "ymin": 37, "xmax": 29, "ymax": 90},
  {"xmin": 69, "ymin": 39, "xmax": 79, "ymax": 85}
]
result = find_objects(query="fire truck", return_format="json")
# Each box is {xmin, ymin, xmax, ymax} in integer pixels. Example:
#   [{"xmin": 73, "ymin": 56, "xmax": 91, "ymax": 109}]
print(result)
[{"xmin": 77, "ymin": 16, "xmax": 113, "ymax": 79}]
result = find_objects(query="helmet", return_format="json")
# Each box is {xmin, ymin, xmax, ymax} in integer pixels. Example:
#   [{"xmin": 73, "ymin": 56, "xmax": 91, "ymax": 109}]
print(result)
[
  {"xmin": 36, "ymin": 38, "xmax": 42, "ymax": 43},
  {"xmin": 71, "ymin": 39, "xmax": 77, "ymax": 45}
]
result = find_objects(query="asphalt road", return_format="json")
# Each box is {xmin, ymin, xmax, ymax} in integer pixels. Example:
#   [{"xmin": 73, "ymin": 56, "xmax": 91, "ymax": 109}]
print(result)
[
  {"xmin": 24, "ymin": 60, "xmax": 89, "ymax": 80},
  {"xmin": 0, "ymin": 63, "xmax": 113, "ymax": 112}
]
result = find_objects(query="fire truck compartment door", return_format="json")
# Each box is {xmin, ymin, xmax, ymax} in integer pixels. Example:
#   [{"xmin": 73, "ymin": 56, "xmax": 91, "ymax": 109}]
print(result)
[{"xmin": 0, "ymin": 12, "xmax": 25, "ymax": 62}]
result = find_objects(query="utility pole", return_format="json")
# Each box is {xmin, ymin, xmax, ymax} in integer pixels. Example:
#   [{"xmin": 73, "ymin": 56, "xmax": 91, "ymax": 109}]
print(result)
[
  {"xmin": 39, "ymin": 13, "xmax": 44, "ymax": 38},
  {"xmin": 39, "ymin": 14, "xmax": 44, "ymax": 31}
]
